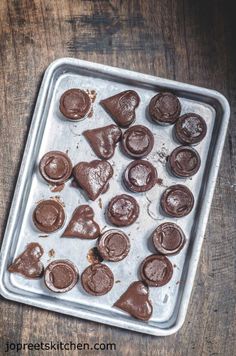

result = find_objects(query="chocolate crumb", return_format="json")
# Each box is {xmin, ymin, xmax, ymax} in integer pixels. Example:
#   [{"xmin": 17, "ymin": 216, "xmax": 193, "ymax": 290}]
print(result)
[
  {"xmin": 98, "ymin": 198, "xmax": 102, "ymax": 209},
  {"xmin": 48, "ymin": 249, "xmax": 55, "ymax": 257},
  {"xmin": 50, "ymin": 183, "xmax": 65, "ymax": 193},
  {"xmin": 38, "ymin": 235, "xmax": 48, "ymax": 238},
  {"xmin": 87, "ymin": 247, "xmax": 103, "ymax": 264}
]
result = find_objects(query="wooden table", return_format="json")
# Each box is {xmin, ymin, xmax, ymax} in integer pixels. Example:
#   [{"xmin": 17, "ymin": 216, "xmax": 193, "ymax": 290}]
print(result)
[{"xmin": 0, "ymin": 1, "xmax": 235, "ymax": 355}]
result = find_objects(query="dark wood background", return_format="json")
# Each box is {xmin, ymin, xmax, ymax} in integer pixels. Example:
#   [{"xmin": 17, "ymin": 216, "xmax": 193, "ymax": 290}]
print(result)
[{"xmin": 0, "ymin": 1, "xmax": 235, "ymax": 355}]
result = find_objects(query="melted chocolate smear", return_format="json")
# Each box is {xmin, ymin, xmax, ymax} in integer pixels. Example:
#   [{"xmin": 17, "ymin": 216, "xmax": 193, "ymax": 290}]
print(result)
[
  {"xmin": 100, "ymin": 90, "xmax": 140, "ymax": 127},
  {"xmin": 62, "ymin": 205, "xmax": 100, "ymax": 239},
  {"xmin": 87, "ymin": 247, "xmax": 103, "ymax": 264},
  {"xmin": 8, "ymin": 243, "xmax": 44, "ymax": 279},
  {"xmin": 114, "ymin": 281, "xmax": 153, "ymax": 321}
]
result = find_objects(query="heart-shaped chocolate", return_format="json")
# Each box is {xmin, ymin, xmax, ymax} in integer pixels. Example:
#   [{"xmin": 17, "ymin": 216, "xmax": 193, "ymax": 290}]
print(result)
[
  {"xmin": 62, "ymin": 205, "xmax": 100, "ymax": 239},
  {"xmin": 100, "ymin": 90, "xmax": 140, "ymax": 127},
  {"xmin": 84, "ymin": 124, "xmax": 121, "ymax": 160},
  {"xmin": 8, "ymin": 243, "xmax": 44, "ymax": 279},
  {"xmin": 73, "ymin": 160, "xmax": 113, "ymax": 200},
  {"xmin": 114, "ymin": 281, "xmax": 153, "ymax": 321}
]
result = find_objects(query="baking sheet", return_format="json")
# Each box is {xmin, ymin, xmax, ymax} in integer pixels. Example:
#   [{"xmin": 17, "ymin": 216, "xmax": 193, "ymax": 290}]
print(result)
[{"xmin": 0, "ymin": 58, "xmax": 230, "ymax": 336}]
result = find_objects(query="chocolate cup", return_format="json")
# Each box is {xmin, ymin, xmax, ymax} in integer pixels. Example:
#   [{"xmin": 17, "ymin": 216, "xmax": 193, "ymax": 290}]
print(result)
[
  {"xmin": 44, "ymin": 259, "xmax": 79, "ymax": 293},
  {"xmin": 168, "ymin": 146, "xmax": 201, "ymax": 177},
  {"xmin": 152, "ymin": 222, "xmax": 186, "ymax": 255},
  {"xmin": 174, "ymin": 113, "xmax": 207, "ymax": 145},
  {"xmin": 121, "ymin": 125, "xmax": 154, "ymax": 158},
  {"xmin": 59, "ymin": 89, "xmax": 91, "ymax": 121},
  {"xmin": 39, "ymin": 151, "xmax": 73, "ymax": 185},
  {"xmin": 107, "ymin": 194, "xmax": 140, "ymax": 227},
  {"xmin": 140, "ymin": 254, "xmax": 173, "ymax": 287},
  {"xmin": 81, "ymin": 263, "xmax": 114, "ymax": 296},
  {"xmin": 32, "ymin": 199, "xmax": 65, "ymax": 233},
  {"xmin": 161, "ymin": 184, "xmax": 194, "ymax": 217},
  {"xmin": 123, "ymin": 160, "xmax": 157, "ymax": 193},
  {"xmin": 149, "ymin": 92, "xmax": 181, "ymax": 125},
  {"xmin": 97, "ymin": 229, "xmax": 130, "ymax": 262}
]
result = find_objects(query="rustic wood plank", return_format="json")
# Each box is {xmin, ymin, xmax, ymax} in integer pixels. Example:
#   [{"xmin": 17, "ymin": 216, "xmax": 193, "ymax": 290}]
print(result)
[{"xmin": 0, "ymin": 0, "xmax": 235, "ymax": 355}]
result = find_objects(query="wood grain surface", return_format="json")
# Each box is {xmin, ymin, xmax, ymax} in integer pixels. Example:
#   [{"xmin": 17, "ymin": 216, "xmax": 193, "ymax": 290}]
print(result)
[{"xmin": 0, "ymin": 1, "xmax": 235, "ymax": 355}]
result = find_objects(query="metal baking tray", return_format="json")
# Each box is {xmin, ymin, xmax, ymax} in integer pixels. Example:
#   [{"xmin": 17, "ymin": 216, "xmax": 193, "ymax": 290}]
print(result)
[{"xmin": 0, "ymin": 58, "xmax": 230, "ymax": 336}]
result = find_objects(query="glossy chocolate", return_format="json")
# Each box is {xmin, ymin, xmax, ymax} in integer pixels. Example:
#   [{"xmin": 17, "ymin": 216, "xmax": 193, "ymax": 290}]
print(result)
[
  {"xmin": 175, "ymin": 113, "xmax": 207, "ymax": 144},
  {"xmin": 59, "ymin": 89, "xmax": 91, "ymax": 120},
  {"xmin": 100, "ymin": 90, "xmax": 140, "ymax": 127},
  {"xmin": 8, "ymin": 243, "xmax": 44, "ymax": 279},
  {"xmin": 123, "ymin": 160, "xmax": 157, "ymax": 192},
  {"xmin": 97, "ymin": 229, "xmax": 130, "ymax": 262},
  {"xmin": 84, "ymin": 124, "xmax": 122, "ymax": 160},
  {"xmin": 44, "ymin": 259, "xmax": 79, "ymax": 293},
  {"xmin": 149, "ymin": 92, "xmax": 181, "ymax": 125},
  {"xmin": 107, "ymin": 194, "xmax": 140, "ymax": 226},
  {"xmin": 152, "ymin": 222, "xmax": 186, "ymax": 255},
  {"xmin": 33, "ymin": 199, "xmax": 65, "ymax": 233},
  {"xmin": 62, "ymin": 205, "xmax": 100, "ymax": 239},
  {"xmin": 73, "ymin": 160, "xmax": 113, "ymax": 201},
  {"xmin": 81, "ymin": 263, "xmax": 114, "ymax": 296},
  {"xmin": 161, "ymin": 184, "xmax": 194, "ymax": 217},
  {"xmin": 140, "ymin": 254, "xmax": 173, "ymax": 287},
  {"xmin": 114, "ymin": 281, "xmax": 153, "ymax": 321},
  {"xmin": 39, "ymin": 151, "xmax": 73, "ymax": 184},
  {"xmin": 169, "ymin": 146, "xmax": 201, "ymax": 177},
  {"xmin": 122, "ymin": 125, "xmax": 154, "ymax": 158}
]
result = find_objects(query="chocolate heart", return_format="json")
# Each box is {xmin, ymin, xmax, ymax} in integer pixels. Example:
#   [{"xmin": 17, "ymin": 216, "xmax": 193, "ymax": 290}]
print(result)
[
  {"xmin": 62, "ymin": 205, "xmax": 100, "ymax": 239},
  {"xmin": 84, "ymin": 124, "xmax": 121, "ymax": 160},
  {"xmin": 114, "ymin": 281, "xmax": 153, "ymax": 321},
  {"xmin": 8, "ymin": 243, "xmax": 44, "ymax": 279},
  {"xmin": 73, "ymin": 160, "xmax": 113, "ymax": 200},
  {"xmin": 100, "ymin": 90, "xmax": 140, "ymax": 127}
]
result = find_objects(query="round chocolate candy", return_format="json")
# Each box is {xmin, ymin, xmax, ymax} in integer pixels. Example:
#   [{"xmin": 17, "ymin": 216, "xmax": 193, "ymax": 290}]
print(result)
[
  {"xmin": 152, "ymin": 222, "xmax": 186, "ymax": 255},
  {"xmin": 39, "ymin": 151, "xmax": 73, "ymax": 184},
  {"xmin": 161, "ymin": 184, "xmax": 194, "ymax": 217},
  {"xmin": 33, "ymin": 199, "xmax": 65, "ymax": 233},
  {"xmin": 107, "ymin": 194, "xmax": 140, "ymax": 227},
  {"xmin": 81, "ymin": 263, "xmax": 114, "ymax": 296},
  {"xmin": 140, "ymin": 254, "xmax": 173, "ymax": 287},
  {"xmin": 122, "ymin": 125, "xmax": 154, "ymax": 158},
  {"xmin": 168, "ymin": 146, "xmax": 201, "ymax": 177},
  {"xmin": 123, "ymin": 160, "xmax": 157, "ymax": 193},
  {"xmin": 97, "ymin": 229, "xmax": 130, "ymax": 262},
  {"xmin": 174, "ymin": 113, "xmax": 207, "ymax": 145},
  {"xmin": 59, "ymin": 89, "xmax": 91, "ymax": 120},
  {"xmin": 44, "ymin": 259, "xmax": 79, "ymax": 293},
  {"xmin": 149, "ymin": 92, "xmax": 181, "ymax": 125}
]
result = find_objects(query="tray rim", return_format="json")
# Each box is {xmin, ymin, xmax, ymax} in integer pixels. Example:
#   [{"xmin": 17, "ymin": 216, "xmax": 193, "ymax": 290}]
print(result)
[{"xmin": 0, "ymin": 57, "xmax": 230, "ymax": 336}]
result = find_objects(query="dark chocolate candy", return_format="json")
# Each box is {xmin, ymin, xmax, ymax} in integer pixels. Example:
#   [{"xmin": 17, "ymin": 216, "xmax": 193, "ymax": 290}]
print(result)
[
  {"xmin": 149, "ymin": 92, "xmax": 181, "ymax": 125},
  {"xmin": 62, "ymin": 205, "xmax": 100, "ymax": 239},
  {"xmin": 81, "ymin": 263, "xmax": 114, "ymax": 296},
  {"xmin": 8, "ymin": 243, "xmax": 44, "ymax": 279},
  {"xmin": 175, "ymin": 113, "xmax": 207, "ymax": 145},
  {"xmin": 97, "ymin": 229, "xmax": 130, "ymax": 262},
  {"xmin": 84, "ymin": 124, "xmax": 122, "ymax": 160},
  {"xmin": 152, "ymin": 222, "xmax": 186, "ymax": 255},
  {"xmin": 33, "ymin": 199, "xmax": 65, "ymax": 233},
  {"xmin": 161, "ymin": 184, "xmax": 194, "ymax": 217},
  {"xmin": 44, "ymin": 259, "xmax": 79, "ymax": 293},
  {"xmin": 59, "ymin": 89, "xmax": 91, "ymax": 120},
  {"xmin": 140, "ymin": 254, "xmax": 173, "ymax": 287},
  {"xmin": 114, "ymin": 281, "xmax": 153, "ymax": 321},
  {"xmin": 73, "ymin": 160, "xmax": 113, "ymax": 201},
  {"xmin": 100, "ymin": 90, "xmax": 140, "ymax": 127},
  {"xmin": 168, "ymin": 146, "xmax": 201, "ymax": 177},
  {"xmin": 123, "ymin": 160, "xmax": 157, "ymax": 192},
  {"xmin": 122, "ymin": 125, "xmax": 154, "ymax": 158},
  {"xmin": 39, "ymin": 151, "xmax": 73, "ymax": 184},
  {"xmin": 107, "ymin": 194, "xmax": 140, "ymax": 227}
]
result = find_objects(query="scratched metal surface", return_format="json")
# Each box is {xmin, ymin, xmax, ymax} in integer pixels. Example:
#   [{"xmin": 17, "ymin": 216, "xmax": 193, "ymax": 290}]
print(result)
[{"xmin": 0, "ymin": 58, "xmax": 230, "ymax": 336}]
